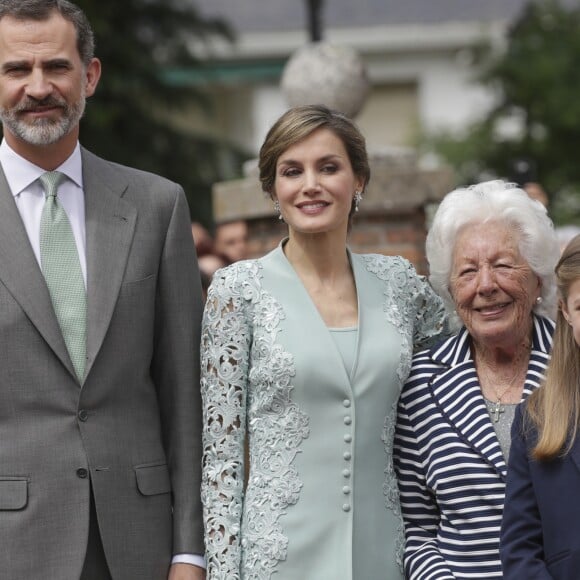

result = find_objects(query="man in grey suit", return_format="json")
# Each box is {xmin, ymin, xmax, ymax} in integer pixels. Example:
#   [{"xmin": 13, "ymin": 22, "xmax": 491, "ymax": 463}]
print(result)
[{"xmin": 0, "ymin": 1, "xmax": 205, "ymax": 578}]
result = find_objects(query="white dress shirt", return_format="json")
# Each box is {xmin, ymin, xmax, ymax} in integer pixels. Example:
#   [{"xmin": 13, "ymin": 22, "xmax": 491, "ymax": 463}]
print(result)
[
  {"xmin": 0, "ymin": 140, "xmax": 87, "ymax": 284},
  {"xmin": 0, "ymin": 140, "xmax": 204, "ymax": 570}
]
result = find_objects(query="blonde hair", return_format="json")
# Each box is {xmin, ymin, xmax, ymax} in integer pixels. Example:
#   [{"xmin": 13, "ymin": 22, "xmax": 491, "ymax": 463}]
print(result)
[{"xmin": 528, "ymin": 234, "xmax": 580, "ymax": 460}]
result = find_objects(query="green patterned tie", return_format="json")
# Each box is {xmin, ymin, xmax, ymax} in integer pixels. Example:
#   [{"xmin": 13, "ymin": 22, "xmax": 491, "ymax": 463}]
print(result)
[{"xmin": 39, "ymin": 171, "xmax": 87, "ymax": 381}]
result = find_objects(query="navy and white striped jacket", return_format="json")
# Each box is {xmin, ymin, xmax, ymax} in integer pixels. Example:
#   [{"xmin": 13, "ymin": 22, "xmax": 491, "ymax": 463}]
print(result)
[{"xmin": 394, "ymin": 315, "xmax": 554, "ymax": 579}]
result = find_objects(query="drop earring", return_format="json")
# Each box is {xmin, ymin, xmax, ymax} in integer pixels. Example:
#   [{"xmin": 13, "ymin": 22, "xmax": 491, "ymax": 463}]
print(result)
[
  {"xmin": 353, "ymin": 191, "xmax": 362, "ymax": 212},
  {"xmin": 274, "ymin": 200, "xmax": 283, "ymax": 221}
]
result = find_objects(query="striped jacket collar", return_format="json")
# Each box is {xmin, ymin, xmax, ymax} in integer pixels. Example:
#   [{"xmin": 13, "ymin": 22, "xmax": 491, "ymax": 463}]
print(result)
[
  {"xmin": 427, "ymin": 315, "xmax": 554, "ymax": 480},
  {"xmin": 430, "ymin": 314, "xmax": 554, "ymax": 367}
]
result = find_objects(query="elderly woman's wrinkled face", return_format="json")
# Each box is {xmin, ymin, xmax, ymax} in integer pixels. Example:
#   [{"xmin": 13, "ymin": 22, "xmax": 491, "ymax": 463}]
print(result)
[{"xmin": 450, "ymin": 221, "xmax": 541, "ymax": 349}]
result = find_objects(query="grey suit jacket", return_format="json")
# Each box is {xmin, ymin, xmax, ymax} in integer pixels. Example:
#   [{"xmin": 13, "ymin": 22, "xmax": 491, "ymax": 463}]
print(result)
[{"xmin": 0, "ymin": 148, "xmax": 203, "ymax": 579}]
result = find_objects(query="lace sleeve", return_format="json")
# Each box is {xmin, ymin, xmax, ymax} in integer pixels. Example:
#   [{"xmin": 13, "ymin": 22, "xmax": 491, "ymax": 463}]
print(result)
[
  {"xmin": 360, "ymin": 254, "xmax": 448, "ymax": 353},
  {"xmin": 201, "ymin": 266, "xmax": 252, "ymax": 580},
  {"xmin": 407, "ymin": 266, "xmax": 449, "ymax": 352}
]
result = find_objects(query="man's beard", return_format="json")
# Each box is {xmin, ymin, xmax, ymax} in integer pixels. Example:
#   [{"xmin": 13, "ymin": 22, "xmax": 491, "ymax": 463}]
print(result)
[{"xmin": 0, "ymin": 92, "xmax": 86, "ymax": 146}]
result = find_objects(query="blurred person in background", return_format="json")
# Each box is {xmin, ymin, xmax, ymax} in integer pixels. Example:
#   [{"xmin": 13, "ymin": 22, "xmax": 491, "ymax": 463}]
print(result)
[
  {"xmin": 191, "ymin": 221, "xmax": 214, "ymax": 258},
  {"xmin": 192, "ymin": 221, "xmax": 231, "ymax": 300},
  {"xmin": 523, "ymin": 181, "xmax": 549, "ymax": 207},
  {"xmin": 213, "ymin": 219, "xmax": 249, "ymax": 263}
]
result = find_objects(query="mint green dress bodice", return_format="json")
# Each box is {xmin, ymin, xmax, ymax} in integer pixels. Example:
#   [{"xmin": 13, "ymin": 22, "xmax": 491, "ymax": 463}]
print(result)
[{"xmin": 201, "ymin": 244, "xmax": 448, "ymax": 580}]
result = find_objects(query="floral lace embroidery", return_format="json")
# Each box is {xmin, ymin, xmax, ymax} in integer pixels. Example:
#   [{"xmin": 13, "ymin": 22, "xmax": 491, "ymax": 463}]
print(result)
[
  {"xmin": 382, "ymin": 405, "xmax": 405, "ymax": 570},
  {"xmin": 362, "ymin": 255, "xmax": 447, "ymax": 376},
  {"xmin": 201, "ymin": 260, "xmax": 309, "ymax": 580},
  {"xmin": 362, "ymin": 254, "xmax": 447, "ymax": 572}
]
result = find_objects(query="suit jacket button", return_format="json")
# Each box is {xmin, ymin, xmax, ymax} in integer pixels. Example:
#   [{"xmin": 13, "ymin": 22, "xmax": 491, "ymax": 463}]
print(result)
[
  {"xmin": 76, "ymin": 468, "xmax": 89, "ymax": 479},
  {"xmin": 78, "ymin": 410, "xmax": 88, "ymax": 422}
]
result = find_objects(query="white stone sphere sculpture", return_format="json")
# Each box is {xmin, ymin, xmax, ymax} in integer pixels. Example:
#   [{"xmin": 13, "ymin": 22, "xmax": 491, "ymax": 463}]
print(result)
[{"xmin": 280, "ymin": 42, "xmax": 370, "ymax": 118}]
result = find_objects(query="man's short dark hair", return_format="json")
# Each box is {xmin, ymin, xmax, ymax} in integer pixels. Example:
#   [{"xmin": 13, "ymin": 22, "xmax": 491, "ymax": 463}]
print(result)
[{"xmin": 0, "ymin": 0, "xmax": 94, "ymax": 65}]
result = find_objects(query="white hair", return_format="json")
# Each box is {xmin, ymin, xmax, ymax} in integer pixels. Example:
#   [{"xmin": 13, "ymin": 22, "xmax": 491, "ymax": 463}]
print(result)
[{"xmin": 427, "ymin": 180, "xmax": 560, "ymax": 321}]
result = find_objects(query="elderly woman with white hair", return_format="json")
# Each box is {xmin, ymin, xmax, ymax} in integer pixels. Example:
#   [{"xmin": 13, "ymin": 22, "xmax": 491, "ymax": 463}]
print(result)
[{"xmin": 393, "ymin": 180, "xmax": 560, "ymax": 579}]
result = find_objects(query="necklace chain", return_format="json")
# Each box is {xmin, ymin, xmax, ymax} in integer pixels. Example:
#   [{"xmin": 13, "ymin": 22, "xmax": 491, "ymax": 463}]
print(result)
[
  {"xmin": 475, "ymin": 339, "xmax": 531, "ymax": 422},
  {"xmin": 493, "ymin": 378, "xmax": 519, "ymax": 403},
  {"xmin": 478, "ymin": 361, "xmax": 528, "ymax": 423}
]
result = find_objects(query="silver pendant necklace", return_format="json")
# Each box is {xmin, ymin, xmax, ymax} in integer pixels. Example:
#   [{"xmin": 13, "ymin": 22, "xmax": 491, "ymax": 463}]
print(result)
[
  {"xmin": 491, "ymin": 400, "xmax": 505, "ymax": 423},
  {"xmin": 480, "ymin": 364, "xmax": 527, "ymax": 423}
]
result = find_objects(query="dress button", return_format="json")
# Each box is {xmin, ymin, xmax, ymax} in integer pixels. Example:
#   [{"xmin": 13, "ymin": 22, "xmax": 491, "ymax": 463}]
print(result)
[
  {"xmin": 76, "ymin": 468, "xmax": 88, "ymax": 479},
  {"xmin": 342, "ymin": 469, "xmax": 351, "ymax": 478},
  {"xmin": 343, "ymin": 399, "xmax": 351, "ymax": 408},
  {"xmin": 342, "ymin": 486, "xmax": 351, "ymax": 495},
  {"xmin": 343, "ymin": 416, "xmax": 352, "ymax": 425},
  {"xmin": 78, "ymin": 409, "xmax": 88, "ymax": 422},
  {"xmin": 343, "ymin": 452, "xmax": 352, "ymax": 460},
  {"xmin": 342, "ymin": 503, "xmax": 351, "ymax": 512},
  {"xmin": 343, "ymin": 434, "xmax": 352, "ymax": 443}
]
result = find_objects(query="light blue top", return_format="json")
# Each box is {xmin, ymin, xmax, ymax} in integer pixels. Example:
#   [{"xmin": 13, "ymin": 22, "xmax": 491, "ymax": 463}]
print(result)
[
  {"xmin": 201, "ymin": 243, "xmax": 448, "ymax": 580},
  {"xmin": 329, "ymin": 326, "xmax": 358, "ymax": 379}
]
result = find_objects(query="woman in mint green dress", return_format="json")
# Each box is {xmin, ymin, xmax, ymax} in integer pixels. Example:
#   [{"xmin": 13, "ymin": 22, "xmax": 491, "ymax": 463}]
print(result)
[{"xmin": 200, "ymin": 105, "xmax": 447, "ymax": 580}]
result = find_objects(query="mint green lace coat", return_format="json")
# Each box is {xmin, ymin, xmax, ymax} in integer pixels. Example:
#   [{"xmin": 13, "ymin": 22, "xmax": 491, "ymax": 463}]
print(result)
[{"xmin": 201, "ymin": 244, "xmax": 447, "ymax": 580}]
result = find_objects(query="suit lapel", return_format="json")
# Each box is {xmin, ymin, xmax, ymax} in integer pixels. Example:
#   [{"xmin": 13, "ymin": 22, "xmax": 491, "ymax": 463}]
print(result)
[
  {"xmin": 263, "ymin": 244, "xmax": 354, "ymax": 392},
  {"xmin": 569, "ymin": 436, "xmax": 580, "ymax": 476},
  {"xmin": 429, "ymin": 317, "xmax": 554, "ymax": 481},
  {"xmin": 430, "ymin": 329, "xmax": 508, "ymax": 478},
  {"xmin": 82, "ymin": 149, "xmax": 136, "ymax": 379},
  {"xmin": 0, "ymin": 165, "xmax": 77, "ymax": 377}
]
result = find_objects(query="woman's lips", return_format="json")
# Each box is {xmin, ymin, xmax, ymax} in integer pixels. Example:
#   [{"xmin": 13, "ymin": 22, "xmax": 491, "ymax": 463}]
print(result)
[
  {"xmin": 475, "ymin": 302, "xmax": 510, "ymax": 316},
  {"xmin": 296, "ymin": 201, "xmax": 329, "ymax": 214}
]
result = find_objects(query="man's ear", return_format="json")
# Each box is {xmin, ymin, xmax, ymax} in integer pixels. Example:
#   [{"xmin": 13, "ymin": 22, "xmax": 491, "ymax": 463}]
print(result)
[{"xmin": 84, "ymin": 57, "xmax": 101, "ymax": 98}]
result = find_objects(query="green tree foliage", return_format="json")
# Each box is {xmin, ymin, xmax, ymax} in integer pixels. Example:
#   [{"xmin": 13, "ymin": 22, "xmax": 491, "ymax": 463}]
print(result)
[
  {"xmin": 76, "ymin": 0, "xmax": 248, "ymax": 224},
  {"xmin": 427, "ymin": 0, "xmax": 580, "ymax": 222}
]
